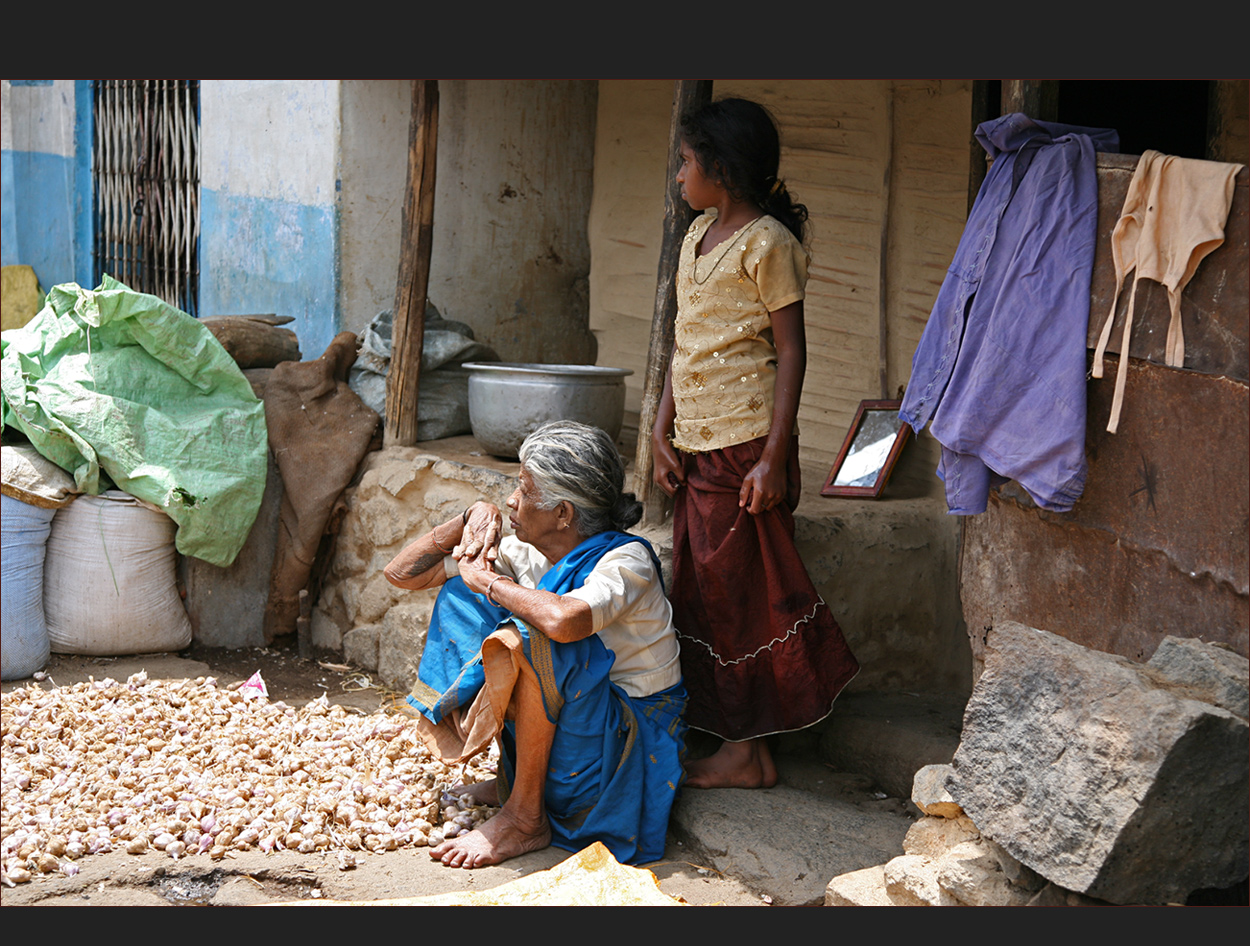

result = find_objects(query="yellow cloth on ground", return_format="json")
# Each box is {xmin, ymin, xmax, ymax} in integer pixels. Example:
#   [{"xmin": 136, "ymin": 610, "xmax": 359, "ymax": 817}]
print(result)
[{"xmin": 275, "ymin": 841, "xmax": 687, "ymax": 906}]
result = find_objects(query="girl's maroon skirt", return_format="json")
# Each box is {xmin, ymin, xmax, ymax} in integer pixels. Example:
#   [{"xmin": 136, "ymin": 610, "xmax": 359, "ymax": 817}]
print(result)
[{"xmin": 671, "ymin": 437, "xmax": 859, "ymax": 741}]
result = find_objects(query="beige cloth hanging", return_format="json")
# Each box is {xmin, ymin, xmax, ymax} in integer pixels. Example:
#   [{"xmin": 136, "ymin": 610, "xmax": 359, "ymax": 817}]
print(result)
[{"xmin": 1092, "ymin": 150, "xmax": 1242, "ymax": 433}]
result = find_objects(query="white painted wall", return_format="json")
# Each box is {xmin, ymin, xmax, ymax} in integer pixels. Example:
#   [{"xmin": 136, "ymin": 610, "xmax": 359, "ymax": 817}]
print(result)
[
  {"xmin": 426, "ymin": 80, "xmax": 598, "ymax": 364},
  {"xmin": 2, "ymin": 80, "xmax": 76, "ymax": 155},
  {"xmin": 201, "ymin": 80, "xmax": 340, "ymax": 205},
  {"xmin": 339, "ymin": 80, "xmax": 410, "ymax": 333},
  {"xmin": 335, "ymin": 80, "xmax": 600, "ymax": 364}
]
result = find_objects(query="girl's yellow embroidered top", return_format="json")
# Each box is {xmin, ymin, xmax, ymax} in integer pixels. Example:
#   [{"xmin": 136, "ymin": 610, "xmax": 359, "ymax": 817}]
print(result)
[{"xmin": 670, "ymin": 212, "xmax": 808, "ymax": 453}]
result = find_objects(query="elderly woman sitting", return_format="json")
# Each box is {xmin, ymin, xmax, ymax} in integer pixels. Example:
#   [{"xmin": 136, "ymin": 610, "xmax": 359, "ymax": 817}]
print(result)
[{"xmin": 384, "ymin": 421, "xmax": 687, "ymax": 869}]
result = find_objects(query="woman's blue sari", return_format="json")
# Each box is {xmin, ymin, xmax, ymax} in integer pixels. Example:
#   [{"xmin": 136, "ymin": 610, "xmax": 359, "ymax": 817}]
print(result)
[{"xmin": 406, "ymin": 531, "xmax": 687, "ymax": 865}]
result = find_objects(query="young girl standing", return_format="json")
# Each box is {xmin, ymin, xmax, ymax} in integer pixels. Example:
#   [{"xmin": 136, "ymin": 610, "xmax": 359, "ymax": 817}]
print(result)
[{"xmin": 652, "ymin": 98, "xmax": 860, "ymax": 789}]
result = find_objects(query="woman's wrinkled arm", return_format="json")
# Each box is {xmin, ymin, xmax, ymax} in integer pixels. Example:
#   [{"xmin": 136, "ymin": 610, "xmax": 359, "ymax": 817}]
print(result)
[
  {"xmin": 383, "ymin": 513, "xmax": 467, "ymax": 591},
  {"xmin": 457, "ymin": 554, "xmax": 595, "ymax": 643}
]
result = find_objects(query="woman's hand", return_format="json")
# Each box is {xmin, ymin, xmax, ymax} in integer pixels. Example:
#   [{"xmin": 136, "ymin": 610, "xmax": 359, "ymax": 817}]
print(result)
[
  {"xmin": 652, "ymin": 360, "xmax": 685, "ymax": 496},
  {"xmin": 740, "ymin": 453, "xmax": 787, "ymax": 514},
  {"xmin": 653, "ymin": 437, "xmax": 686, "ymax": 496},
  {"xmin": 456, "ymin": 550, "xmax": 500, "ymax": 596},
  {"xmin": 740, "ymin": 300, "xmax": 804, "ymax": 515},
  {"xmin": 456, "ymin": 501, "xmax": 502, "ymax": 563}
]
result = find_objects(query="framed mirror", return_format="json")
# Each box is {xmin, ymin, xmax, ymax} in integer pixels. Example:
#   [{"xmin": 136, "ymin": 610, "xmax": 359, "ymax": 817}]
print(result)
[{"xmin": 820, "ymin": 399, "xmax": 912, "ymax": 499}]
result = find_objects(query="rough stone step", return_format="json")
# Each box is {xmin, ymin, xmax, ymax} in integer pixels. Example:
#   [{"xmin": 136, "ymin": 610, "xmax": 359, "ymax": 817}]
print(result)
[
  {"xmin": 668, "ymin": 758, "xmax": 918, "ymax": 906},
  {"xmin": 807, "ymin": 690, "xmax": 968, "ymax": 799}
]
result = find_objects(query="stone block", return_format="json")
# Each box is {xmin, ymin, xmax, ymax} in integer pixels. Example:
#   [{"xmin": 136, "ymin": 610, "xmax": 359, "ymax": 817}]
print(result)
[
  {"xmin": 936, "ymin": 839, "xmax": 1033, "ymax": 906},
  {"xmin": 817, "ymin": 691, "xmax": 965, "ymax": 799},
  {"xmin": 911, "ymin": 763, "xmax": 962, "ymax": 817},
  {"xmin": 310, "ymin": 605, "xmax": 344, "ymax": 651},
  {"xmin": 825, "ymin": 865, "xmax": 921, "ymax": 906},
  {"xmin": 882, "ymin": 854, "xmax": 960, "ymax": 906},
  {"xmin": 1146, "ymin": 636, "xmax": 1248, "ymax": 721},
  {"xmin": 949, "ymin": 622, "xmax": 1249, "ymax": 905},
  {"xmin": 902, "ymin": 815, "xmax": 979, "ymax": 859},
  {"xmin": 376, "ymin": 600, "xmax": 434, "ymax": 691},
  {"xmin": 1026, "ymin": 883, "xmax": 1111, "ymax": 907},
  {"xmin": 669, "ymin": 784, "xmax": 912, "ymax": 905},
  {"xmin": 350, "ymin": 571, "xmax": 402, "ymax": 626},
  {"xmin": 342, "ymin": 623, "xmax": 381, "ymax": 672}
]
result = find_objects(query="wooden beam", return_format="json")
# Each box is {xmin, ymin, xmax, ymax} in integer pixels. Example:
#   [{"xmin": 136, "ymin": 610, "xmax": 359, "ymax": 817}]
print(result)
[
  {"xmin": 386, "ymin": 79, "xmax": 439, "ymax": 447},
  {"xmin": 635, "ymin": 79, "xmax": 712, "ymax": 525}
]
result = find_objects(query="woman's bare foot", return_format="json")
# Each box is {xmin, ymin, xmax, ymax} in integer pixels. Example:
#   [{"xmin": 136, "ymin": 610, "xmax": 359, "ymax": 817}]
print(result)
[
  {"xmin": 449, "ymin": 779, "xmax": 499, "ymax": 806},
  {"xmin": 684, "ymin": 737, "xmax": 778, "ymax": 789},
  {"xmin": 429, "ymin": 806, "xmax": 551, "ymax": 869}
]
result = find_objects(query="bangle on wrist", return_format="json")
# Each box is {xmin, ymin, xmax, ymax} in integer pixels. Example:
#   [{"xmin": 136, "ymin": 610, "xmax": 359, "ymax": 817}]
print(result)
[
  {"xmin": 486, "ymin": 574, "xmax": 515, "ymax": 606},
  {"xmin": 463, "ymin": 505, "xmax": 472, "ymax": 525}
]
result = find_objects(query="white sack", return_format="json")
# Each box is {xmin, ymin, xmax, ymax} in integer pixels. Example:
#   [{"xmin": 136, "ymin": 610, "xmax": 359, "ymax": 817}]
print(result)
[{"xmin": 44, "ymin": 490, "xmax": 192, "ymax": 655}]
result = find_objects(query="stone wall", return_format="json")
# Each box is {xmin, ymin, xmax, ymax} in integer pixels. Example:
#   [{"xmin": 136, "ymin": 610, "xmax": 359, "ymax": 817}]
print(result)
[{"xmin": 314, "ymin": 444, "xmax": 970, "ymax": 699}]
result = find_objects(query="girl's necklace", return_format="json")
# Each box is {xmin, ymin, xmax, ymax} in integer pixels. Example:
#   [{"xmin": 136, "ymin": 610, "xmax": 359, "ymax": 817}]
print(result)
[{"xmin": 693, "ymin": 216, "xmax": 762, "ymax": 285}]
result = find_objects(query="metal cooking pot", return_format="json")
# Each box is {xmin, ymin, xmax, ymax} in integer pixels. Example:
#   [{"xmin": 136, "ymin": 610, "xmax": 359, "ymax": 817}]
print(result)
[{"xmin": 463, "ymin": 362, "xmax": 633, "ymax": 459}]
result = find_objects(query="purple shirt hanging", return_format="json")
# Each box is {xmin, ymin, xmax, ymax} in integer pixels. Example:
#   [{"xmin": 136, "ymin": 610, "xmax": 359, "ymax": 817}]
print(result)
[{"xmin": 899, "ymin": 112, "xmax": 1119, "ymax": 514}]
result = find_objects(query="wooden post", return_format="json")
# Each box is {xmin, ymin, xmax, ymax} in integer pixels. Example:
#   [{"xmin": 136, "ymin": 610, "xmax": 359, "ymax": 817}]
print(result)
[
  {"xmin": 1000, "ymin": 80, "xmax": 1059, "ymax": 123},
  {"xmin": 877, "ymin": 83, "xmax": 895, "ymax": 401},
  {"xmin": 967, "ymin": 80, "xmax": 995, "ymax": 216},
  {"xmin": 635, "ymin": 79, "xmax": 712, "ymax": 526},
  {"xmin": 386, "ymin": 79, "xmax": 439, "ymax": 447}
]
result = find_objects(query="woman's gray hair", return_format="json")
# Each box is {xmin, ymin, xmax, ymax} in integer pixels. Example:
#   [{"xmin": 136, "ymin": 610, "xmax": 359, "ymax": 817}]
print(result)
[{"xmin": 518, "ymin": 421, "xmax": 643, "ymax": 536}]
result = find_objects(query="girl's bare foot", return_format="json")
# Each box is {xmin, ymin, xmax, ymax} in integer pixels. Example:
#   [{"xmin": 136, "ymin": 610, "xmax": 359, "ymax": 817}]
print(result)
[
  {"xmin": 449, "ymin": 778, "xmax": 499, "ymax": 806},
  {"xmin": 429, "ymin": 806, "xmax": 551, "ymax": 869},
  {"xmin": 684, "ymin": 737, "xmax": 778, "ymax": 789}
]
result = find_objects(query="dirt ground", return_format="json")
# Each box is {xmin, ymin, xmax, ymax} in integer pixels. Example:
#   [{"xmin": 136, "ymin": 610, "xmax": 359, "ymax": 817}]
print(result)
[{"xmin": 1, "ymin": 639, "xmax": 765, "ymax": 908}]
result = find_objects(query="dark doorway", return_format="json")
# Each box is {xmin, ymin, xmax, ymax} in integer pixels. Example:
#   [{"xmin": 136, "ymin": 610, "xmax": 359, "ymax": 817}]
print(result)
[{"xmin": 1056, "ymin": 80, "xmax": 1211, "ymax": 158}]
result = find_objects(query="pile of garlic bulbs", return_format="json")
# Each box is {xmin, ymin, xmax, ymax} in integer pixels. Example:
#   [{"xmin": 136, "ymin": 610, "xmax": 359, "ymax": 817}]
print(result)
[{"xmin": 1, "ymin": 672, "xmax": 498, "ymax": 885}]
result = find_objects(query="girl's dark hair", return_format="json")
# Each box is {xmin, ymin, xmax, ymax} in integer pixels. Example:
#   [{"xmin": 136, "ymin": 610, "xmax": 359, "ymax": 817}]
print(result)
[{"xmin": 680, "ymin": 97, "xmax": 809, "ymax": 244}]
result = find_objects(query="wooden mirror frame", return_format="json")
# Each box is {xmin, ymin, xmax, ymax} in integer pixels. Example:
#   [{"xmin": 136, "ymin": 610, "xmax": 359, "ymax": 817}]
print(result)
[{"xmin": 820, "ymin": 399, "xmax": 912, "ymax": 499}]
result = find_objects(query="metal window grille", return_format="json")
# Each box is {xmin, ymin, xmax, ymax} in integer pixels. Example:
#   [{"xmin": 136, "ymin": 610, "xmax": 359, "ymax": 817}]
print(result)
[{"xmin": 93, "ymin": 80, "xmax": 200, "ymax": 316}]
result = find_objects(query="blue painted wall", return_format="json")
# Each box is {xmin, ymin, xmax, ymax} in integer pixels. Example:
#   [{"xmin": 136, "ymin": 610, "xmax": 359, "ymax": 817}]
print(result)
[
  {"xmin": 6, "ymin": 80, "xmax": 353, "ymax": 358},
  {"xmin": 200, "ymin": 189, "xmax": 339, "ymax": 359},
  {"xmin": 1, "ymin": 150, "xmax": 75, "ymax": 287},
  {"xmin": 1, "ymin": 80, "xmax": 92, "ymax": 291}
]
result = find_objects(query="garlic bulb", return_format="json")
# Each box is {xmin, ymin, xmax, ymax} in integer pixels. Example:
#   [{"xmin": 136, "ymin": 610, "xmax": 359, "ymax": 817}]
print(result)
[{"xmin": 2, "ymin": 674, "xmax": 499, "ymax": 883}]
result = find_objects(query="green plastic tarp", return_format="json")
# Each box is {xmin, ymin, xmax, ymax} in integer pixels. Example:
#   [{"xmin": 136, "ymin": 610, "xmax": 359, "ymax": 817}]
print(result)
[{"xmin": 1, "ymin": 276, "xmax": 268, "ymax": 567}]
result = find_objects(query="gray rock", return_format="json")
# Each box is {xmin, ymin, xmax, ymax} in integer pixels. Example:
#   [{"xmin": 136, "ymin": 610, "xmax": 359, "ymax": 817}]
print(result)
[
  {"xmin": 911, "ymin": 763, "xmax": 962, "ymax": 818},
  {"xmin": 981, "ymin": 835, "xmax": 1046, "ymax": 892},
  {"xmin": 949, "ymin": 621, "xmax": 1249, "ymax": 905},
  {"xmin": 1026, "ymin": 883, "xmax": 1111, "ymax": 907},
  {"xmin": 1146, "ymin": 636, "xmax": 1249, "ymax": 722}
]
